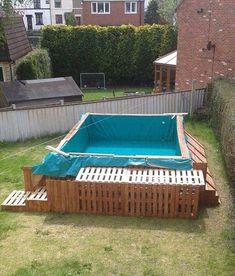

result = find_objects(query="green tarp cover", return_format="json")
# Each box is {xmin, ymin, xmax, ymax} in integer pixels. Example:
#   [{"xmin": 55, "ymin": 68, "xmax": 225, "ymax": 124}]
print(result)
[{"xmin": 32, "ymin": 114, "xmax": 192, "ymax": 177}]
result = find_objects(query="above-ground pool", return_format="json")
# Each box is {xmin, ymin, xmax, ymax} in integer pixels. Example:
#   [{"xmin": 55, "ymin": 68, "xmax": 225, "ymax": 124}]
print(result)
[{"xmin": 33, "ymin": 113, "xmax": 192, "ymax": 177}]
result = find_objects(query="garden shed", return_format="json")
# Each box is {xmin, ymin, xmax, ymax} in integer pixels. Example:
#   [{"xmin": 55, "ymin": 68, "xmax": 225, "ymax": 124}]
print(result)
[
  {"xmin": 0, "ymin": 77, "xmax": 83, "ymax": 108},
  {"xmin": 154, "ymin": 51, "xmax": 177, "ymax": 93}
]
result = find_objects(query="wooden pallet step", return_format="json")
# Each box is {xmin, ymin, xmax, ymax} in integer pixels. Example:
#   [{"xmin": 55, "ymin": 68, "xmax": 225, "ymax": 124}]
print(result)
[
  {"xmin": 1, "ymin": 191, "xmax": 31, "ymax": 211},
  {"xmin": 2, "ymin": 191, "xmax": 28, "ymax": 206},
  {"xmin": 27, "ymin": 186, "xmax": 47, "ymax": 201},
  {"xmin": 1, "ymin": 187, "xmax": 48, "ymax": 212}
]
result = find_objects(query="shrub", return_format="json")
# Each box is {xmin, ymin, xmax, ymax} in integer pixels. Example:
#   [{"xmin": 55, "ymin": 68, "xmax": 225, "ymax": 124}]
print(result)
[
  {"xmin": 64, "ymin": 12, "xmax": 77, "ymax": 26},
  {"xmin": 41, "ymin": 24, "xmax": 177, "ymax": 85},
  {"xmin": 209, "ymin": 79, "xmax": 235, "ymax": 183},
  {"xmin": 16, "ymin": 49, "xmax": 51, "ymax": 80}
]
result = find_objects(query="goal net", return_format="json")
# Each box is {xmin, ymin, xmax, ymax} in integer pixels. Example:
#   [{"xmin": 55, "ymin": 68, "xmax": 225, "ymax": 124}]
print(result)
[{"xmin": 80, "ymin": 73, "xmax": 106, "ymax": 89}]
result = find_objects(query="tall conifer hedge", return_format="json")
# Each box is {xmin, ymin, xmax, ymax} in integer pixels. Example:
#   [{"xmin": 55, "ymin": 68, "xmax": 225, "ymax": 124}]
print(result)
[{"xmin": 41, "ymin": 24, "xmax": 177, "ymax": 85}]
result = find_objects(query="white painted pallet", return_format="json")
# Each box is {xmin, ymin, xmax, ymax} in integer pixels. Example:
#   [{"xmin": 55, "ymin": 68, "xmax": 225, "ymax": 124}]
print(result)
[
  {"xmin": 1, "ymin": 191, "xmax": 31, "ymax": 207},
  {"xmin": 76, "ymin": 167, "xmax": 205, "ymax": 186},
  {"xmin": 27, "ymin": 187, "xmax": 47, "ymax": 201}
]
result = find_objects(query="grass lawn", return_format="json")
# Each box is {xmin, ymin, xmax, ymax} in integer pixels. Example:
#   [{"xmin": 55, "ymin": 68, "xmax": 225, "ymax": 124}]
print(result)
[
  {"xmin": 0, "ymin": 119, "xmax": 234, "ymax": 276},
  {"xmin": 82, "ymin": 87, "xmax": 153, "ymax": 101}
]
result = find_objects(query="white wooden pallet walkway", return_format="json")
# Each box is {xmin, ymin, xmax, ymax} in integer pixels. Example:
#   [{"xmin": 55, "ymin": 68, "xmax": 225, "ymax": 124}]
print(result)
[{"xmin": 76, "ymin": 167, "xmax": 205, "ymax": 186}]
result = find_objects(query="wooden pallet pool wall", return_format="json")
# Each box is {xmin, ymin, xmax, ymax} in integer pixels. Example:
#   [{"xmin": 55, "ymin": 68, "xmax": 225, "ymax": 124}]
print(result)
[{"xmin": 46, "ymin": 179, "xmax": 201, "ymax": 219}]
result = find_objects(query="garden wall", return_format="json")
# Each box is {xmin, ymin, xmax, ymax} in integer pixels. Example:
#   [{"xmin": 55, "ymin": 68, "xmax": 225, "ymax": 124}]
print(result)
[
  {"xmin": 209, "ymin": 80, "xmax": 235, "ymax": 183},
  {"xmin": 41, "ymin": 24, "xmax": 177, "ymax": 85},
  {"xmin": 0, "ymin": 89, "xmax": 206, "ymax": 142}
]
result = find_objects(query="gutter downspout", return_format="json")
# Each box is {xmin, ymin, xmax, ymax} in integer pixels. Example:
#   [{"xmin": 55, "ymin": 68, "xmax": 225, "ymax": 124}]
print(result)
[
  {"xmin": 49, "ymin": 0, "xmax": 53, "ymax": 24},
  {"xmin": 139, "ymin": 1, "xmax": 142, "ymax": 25}
]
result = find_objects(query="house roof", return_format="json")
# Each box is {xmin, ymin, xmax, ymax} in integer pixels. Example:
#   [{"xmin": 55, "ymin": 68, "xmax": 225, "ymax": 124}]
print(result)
[
  {"xmin": 154, "ymin": 51, "xmax": 177, "ymax": 66},
  {"xmin": 0, "ymin": 15, "xmax": 31, "ymax": 62},
  {"xmin": 0, "ymin": 77, "xmax": 83, "ymax": 107}
]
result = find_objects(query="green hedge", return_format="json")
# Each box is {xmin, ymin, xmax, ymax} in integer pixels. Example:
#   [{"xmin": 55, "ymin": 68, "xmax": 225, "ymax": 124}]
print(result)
[
  {"xmin": 41, "ymin": 24, "xmax": 177, "ymax": 85},
  {"xmin": 209, "ymin": 79, "xmax": 235, "ymax": 183},
  {"xmin": 16, "ymin": 49, "xmax": 51, "ymax": 80}
]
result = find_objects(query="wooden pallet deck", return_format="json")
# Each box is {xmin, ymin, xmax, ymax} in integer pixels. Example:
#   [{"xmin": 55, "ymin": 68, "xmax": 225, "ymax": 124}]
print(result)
[
  {"xmin": 1, "ymin": 132, "xmax": 219, "ymax": 216},
  {"xmin": 186, "ymin": 131, "xmax": 219, "ymax": 205}
]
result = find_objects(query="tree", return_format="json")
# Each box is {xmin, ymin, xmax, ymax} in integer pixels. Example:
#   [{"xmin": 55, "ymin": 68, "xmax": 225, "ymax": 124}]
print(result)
[
  {"xmin": 158, "ymin": 0, "xmax": 181, "ymax": 24},
  {"xmin": 0, "ymin": 0, "xmax": 29, "ymax": 14},
  {"xmin": 64, "ymin": 12, "xmax": 77, "ymax": 26},
  {"xmin": 0, "ymin": 0, "xmax": 28, "ymax": 43},
  {"xmin": 145, "ymin": 0, "xmax": 163, "ymax": 25}
]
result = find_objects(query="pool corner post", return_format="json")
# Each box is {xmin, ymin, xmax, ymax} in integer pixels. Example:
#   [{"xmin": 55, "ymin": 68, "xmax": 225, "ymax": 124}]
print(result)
[{"xmin": 190, "ymin": 80, "xmax": 196, "ymax": 118}]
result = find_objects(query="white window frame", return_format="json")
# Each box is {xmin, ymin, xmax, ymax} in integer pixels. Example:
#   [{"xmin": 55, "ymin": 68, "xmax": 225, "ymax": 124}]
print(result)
[
  {"xmin": 125, "ymin": 1, "xmax": 137, "ymax": 14},
  {"xmin": 91, "ymin": 2, "xmax": 110, "ymax": 14}
]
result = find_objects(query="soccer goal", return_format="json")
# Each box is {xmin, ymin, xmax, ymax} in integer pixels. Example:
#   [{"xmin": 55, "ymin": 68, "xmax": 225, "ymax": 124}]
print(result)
[{"xmin": 80, "ymin": 73, "xmax": 106, "ymax": 89}]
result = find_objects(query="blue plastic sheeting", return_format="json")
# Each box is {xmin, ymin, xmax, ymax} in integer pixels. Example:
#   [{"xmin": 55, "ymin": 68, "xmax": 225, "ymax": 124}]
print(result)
[{"xmin": 32, "ymin": 114, "xmax": 192, "ymax": 177}]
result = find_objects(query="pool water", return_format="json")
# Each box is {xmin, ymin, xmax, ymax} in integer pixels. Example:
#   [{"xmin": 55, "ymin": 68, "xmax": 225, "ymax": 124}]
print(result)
[
  {"xmin": 62, "ymin": 114, "xmax": 182, "ymax": 157},
  {"xmin": 84, "ymin": 141, "xmax": 177, "ymax": 156}
]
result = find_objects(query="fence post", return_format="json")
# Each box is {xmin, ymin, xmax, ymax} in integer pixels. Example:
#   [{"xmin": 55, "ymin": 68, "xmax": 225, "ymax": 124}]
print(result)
[{"xmin": 190, "ymin": 80, "xmax": 196, "ymax": 117}]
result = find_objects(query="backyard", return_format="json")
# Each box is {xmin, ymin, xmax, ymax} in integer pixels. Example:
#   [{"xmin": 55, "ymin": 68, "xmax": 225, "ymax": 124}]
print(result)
[
  {"xmin": 82, "ymin": 87, "xmax": 153, "ymax": 101},
  {"xmin": 0, "ymin": 119, "xmax": 234, "ymax": 276}
]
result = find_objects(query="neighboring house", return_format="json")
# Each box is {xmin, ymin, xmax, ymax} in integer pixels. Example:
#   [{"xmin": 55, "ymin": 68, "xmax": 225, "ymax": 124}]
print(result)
[
  {"xmin": 0, "ymin": 14, "xmax": 31, "ymax": 82},
  {"xmin": 14, "ymin": 0, "xmax": 51, "ymax": 31},
  {"xmin": 82, "ymin": 0, "xmax": 145, "ymax": 26},
  {"xmin": 14, "ymin": 0, "xmax": 83, "ymax": 30},
  {"xmin": 50, "ymin": 0, "xmax": 82, "ymax": 25},
  {"xmin": 0, "ymin": 77, "xmax": 83, "ymax": 108},
  {"xmin": 175, "ymin": 0, "xmax": 235, "ymax": 90}
]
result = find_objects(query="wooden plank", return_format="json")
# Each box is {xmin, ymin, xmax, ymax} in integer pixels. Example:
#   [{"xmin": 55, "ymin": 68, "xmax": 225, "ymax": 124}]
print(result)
[{"xmin": 158, "ymin": 184, "xmax": 163, "ymax": 217}]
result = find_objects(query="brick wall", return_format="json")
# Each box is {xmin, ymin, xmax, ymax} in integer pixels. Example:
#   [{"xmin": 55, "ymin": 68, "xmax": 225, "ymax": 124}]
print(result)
[
  {"xmin": 83, "ymin": 1, "xmax": 144, "ymax": 26},
  {"xmin": 176, "ymin": 0, "xmax": 235, "ymax": 90}
]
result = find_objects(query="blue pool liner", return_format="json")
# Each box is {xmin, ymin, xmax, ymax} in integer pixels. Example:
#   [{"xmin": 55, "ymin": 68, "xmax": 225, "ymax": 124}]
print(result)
[{"xmin": 32, "ymin": 114, "xmax": 192, "ymax": 177}]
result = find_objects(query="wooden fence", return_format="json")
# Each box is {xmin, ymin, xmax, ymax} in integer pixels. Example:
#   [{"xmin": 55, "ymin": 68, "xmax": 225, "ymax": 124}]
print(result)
[
  {"xmin": 46, "ymin": 179, "xmax": 201, "ymax": 219},
  {"xmin": 0, "ymin": 89, "xmax": 206, "ymax": 142}
]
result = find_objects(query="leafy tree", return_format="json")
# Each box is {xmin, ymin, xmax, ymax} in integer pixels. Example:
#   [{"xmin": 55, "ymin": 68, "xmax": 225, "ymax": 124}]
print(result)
[
  {"xmin": 64, "ymin": 12, "xmax": 77, "ymax": 26},
  {"xmin": 158, "ymin": 0, "xmax": 181, "ymax": 24},
  {"xmin": 0, "ymin": 0, "xmax": 29, "ymax": 43},
  {"xmin": 145, "ymin": 0, "xmax": 163, "ymax": 24}
]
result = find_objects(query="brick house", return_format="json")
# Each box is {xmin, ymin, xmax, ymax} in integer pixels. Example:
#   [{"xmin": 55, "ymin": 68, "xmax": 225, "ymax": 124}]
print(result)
[
  {"xmin": 82, "ymin": 0, "xmax": 145, "ymax": 26},
  {"xmin": 175, "ymin": 0, "xmax": 235, "ymax": 90}
]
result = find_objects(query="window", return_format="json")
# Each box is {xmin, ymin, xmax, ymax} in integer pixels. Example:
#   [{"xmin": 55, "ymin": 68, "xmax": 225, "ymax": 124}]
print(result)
[
  {"xmin": 91, "ymin": 2, "xmax": 110, "ymax": 14},
  {"xmin": 54, "ymin": 0, "xmax": 62, "ymax": 8},
  {"xmin": 34, "ymin": 0, "xmax": 41, "ymax": 9},
  {"xmin": 125, "ymin": 2, "xmax": 137, "ymax": 14},
  {"xmin": 35, "ymin": 13, "xmax": 43, "ymax": 25},
  {"xmin": 55, "ymin": 14, "xmax": 63, "ymax": 24},
  {"xmin": 46, "ymin": 0, "xmax": 49, "ymax": 4}
]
